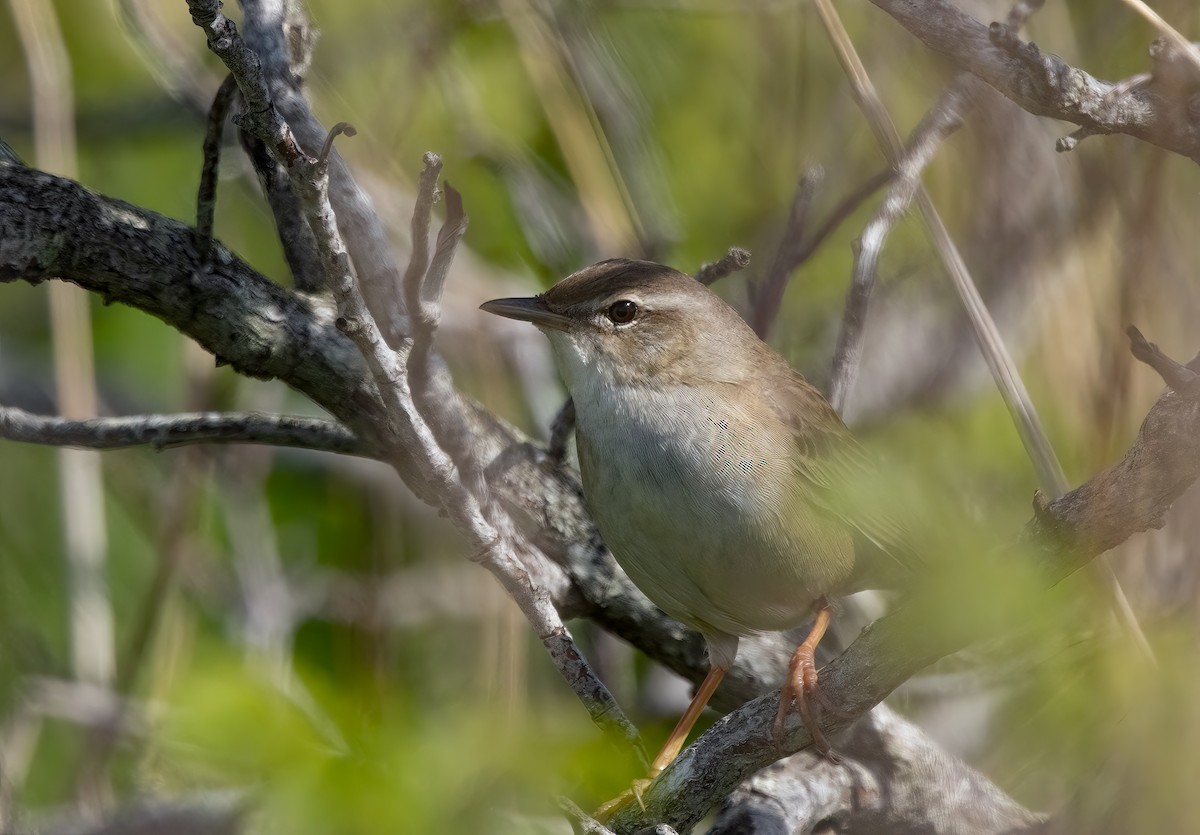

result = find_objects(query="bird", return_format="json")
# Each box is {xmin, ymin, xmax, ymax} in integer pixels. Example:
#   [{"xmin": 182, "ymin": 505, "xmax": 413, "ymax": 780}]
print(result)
[{"xmin": 480, "ymin": 258, "xmax": 905, "ymax": 795}]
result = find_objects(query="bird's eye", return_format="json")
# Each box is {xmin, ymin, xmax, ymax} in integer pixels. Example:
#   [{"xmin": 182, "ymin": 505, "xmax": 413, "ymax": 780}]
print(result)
[{"xmin": 607, "ymin": 300, "xmax": 639, "ymax": 325}]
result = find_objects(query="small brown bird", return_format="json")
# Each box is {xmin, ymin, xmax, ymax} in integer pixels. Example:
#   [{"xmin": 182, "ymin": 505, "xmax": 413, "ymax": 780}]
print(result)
[{"xmin": 482, "ymin": 259, "xmax": 904, "ymax": 784}]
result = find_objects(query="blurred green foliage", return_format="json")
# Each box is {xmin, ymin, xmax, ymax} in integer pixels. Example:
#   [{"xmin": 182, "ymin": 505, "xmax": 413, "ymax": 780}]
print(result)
[{"xmin": 2, "ymin": 0, "xmax": 1199, "ymax": 831}]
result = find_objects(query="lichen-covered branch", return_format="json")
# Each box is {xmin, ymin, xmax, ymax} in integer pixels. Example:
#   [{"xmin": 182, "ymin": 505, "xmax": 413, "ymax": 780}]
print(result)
[
  {"xmin": 0, "ymin": 405, "xmax": 365, "ymax": 456},
  {"xmin": 0, "ymin": 163, "xmax": 385, "ymax": 435},
  {"xmin": 710, "ymin": 705, "xmax": 1043, "ymax": 835}
]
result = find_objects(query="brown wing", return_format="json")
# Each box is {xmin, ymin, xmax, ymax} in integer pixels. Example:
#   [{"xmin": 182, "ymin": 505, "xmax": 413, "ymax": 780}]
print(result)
[{"xmin": 766, "ymin": 370, "xmax": 918, "ymax": 582}]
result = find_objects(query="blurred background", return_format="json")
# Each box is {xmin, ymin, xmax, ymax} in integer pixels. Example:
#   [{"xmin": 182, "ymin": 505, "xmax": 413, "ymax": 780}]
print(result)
[{"xmin": 1, "ymin": 0, "xmax": 1199, "ymax": 832}]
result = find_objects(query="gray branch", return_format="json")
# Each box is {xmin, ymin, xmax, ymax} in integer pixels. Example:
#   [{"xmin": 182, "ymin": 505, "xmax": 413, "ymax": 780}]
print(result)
[
  {"xmin": 237, "ymin": 0, "xmax": 410, "ymax": 341},
  {"xmin": 867, "ymin": 0, "xmax": 1200, "ymax": 163},
  {"xmin": 828, "ymin": 83, "xmax": 973, "ymax": 413},
  {"xmin": 0, "ymin": 405, "xmax": 365, "ymax": 456},
  {"xmin": 711, "ymin": 705, "xmax": 1042, "ymax": 835},
  {"xmin": 693, "ymin": 246, "xmax": 751, "ymax": 286}
]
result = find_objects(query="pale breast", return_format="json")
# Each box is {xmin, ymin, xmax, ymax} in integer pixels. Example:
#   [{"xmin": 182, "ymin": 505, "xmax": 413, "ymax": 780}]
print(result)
[{"xmin": 573, "ymin": 381, "xmax": 855, "ymax": 638}]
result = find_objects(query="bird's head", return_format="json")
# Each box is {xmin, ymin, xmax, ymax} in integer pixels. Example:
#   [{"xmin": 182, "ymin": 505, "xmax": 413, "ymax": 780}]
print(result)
[{"xmin": 480, "ymin": 259, "xmax": 758, "ymax": 391}]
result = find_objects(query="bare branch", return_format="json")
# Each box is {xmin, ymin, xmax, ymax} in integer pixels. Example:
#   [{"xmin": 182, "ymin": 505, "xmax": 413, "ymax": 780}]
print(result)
[
  {"xmin": 185, "ymin": 0, "xmax": 305, "ymax": 165},
  {"xmin": 752, "ymin": 167, "xmax": 892, "ymax": 339},
  {"xmin": 828, "ymin": 86, "xmax": 970, "ymax": 413},
  {"xmin": 866, "ymin": 0, "xmax": 1200, "ymax": 163},
  {"xmin": 237, "ymin": 128, "xmax": 325, "ymax": 291},
  {"xmin": 402, "ymin": 152, "xmax": 444, "ymax": 339},
  {"xmin": 559, "ymin": 796, "xmax": 619, "ymax": 835},
  {"xmin": 0, "ymin": 405, "xmax": 366, "ymax": 456},
  {"xmin": 694, "ymin": 246, "xmax": 751, "ymax": 286},
  {"xmin": 1127, "ymin": 325, "xmax": 1200, "ymax": 394},
  {"xmin": 752, "ymin": 168, "xmax": 821, "ymax": 336},
  {"xmin": 237, "ymin": 0, "xmax": 410, "ymax": 341},
  {"xmin": 711, "ymin": 705, "xmax": 1042, "ymax": 835}
]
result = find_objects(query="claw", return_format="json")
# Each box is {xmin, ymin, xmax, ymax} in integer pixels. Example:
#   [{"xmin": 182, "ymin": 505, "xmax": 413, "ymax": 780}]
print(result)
[
  {"xmin": 593, "ymin": 777, "xmax": 653, "ymax": 823},
  {"xmin": 773, "ymin": 602, "xmax": 844, "ymax": 760}
]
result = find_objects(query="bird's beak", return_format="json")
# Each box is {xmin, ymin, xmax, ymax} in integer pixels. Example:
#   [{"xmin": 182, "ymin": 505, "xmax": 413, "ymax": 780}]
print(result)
[{"xmin": 479, "ymin": 296, "xmax": 571, "ymax": 332}]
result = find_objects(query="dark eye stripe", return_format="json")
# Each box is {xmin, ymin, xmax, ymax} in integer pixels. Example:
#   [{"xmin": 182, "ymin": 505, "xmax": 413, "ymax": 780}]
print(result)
[{"xmin": 607, "ymin": 300, "xmax": 638, "ymax": 324}]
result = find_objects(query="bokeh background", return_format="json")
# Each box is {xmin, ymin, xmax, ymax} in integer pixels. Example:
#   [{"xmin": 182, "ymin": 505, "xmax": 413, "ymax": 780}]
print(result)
[{"xmin": 1, "ymin": 0, "xmax": 1199, "ymax": 832}]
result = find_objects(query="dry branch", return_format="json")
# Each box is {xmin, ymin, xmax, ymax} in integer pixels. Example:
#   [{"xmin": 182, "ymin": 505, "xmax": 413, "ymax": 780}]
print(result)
[
  {"xmin": 0, "ymin": 405, "xmax": 364, "ymax": 456},
  {"xmin": 867, "ymin": 0, "xmax": 1200, "ymax": 163}
]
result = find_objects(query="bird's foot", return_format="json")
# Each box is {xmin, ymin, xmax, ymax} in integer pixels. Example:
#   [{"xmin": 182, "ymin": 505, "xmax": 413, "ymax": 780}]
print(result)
[
  {"xmin": 593, "ymin": 776, "xmax": 654, "ymax": 823},
  {"xmin": 772, "ymin": 643, "xmax": 845, "ymax": 762}
]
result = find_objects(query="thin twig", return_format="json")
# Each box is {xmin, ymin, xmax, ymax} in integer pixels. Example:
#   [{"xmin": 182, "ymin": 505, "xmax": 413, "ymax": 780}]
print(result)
[
  {"xmin": 694, "ymin": 246, "xmax": 751, "ymax": 286},
  {"xmin": 318, "ymin": 121, "xmax": 356, "ymax": 168},
  {"xmin": 402, "ymin": 152, "xmax": 444, "ymax": 337},
  {"xmin": 828, "ymin": 88, "xmax": 969, "ymax": 412},
  {"xmin": 412, "ymin": 182, "xmax": 468, "ymax": 337},
  {"xmin": 752, "ymin": 168, "xmax": 821, "ymax": 336},
  {"xmin": 0, "ymin": 405, "xmax": 367, "ymax": 456},
  {"xmin": 1127, "ymin": 326, "xmax": 1200, "ymax": 394},
  {"xmin": 407, "ymin": 182, "xmax": 486, "ymax": 503},
  {"xmin": 753, "ymin": 166, "xmax": 893, "ymax": 338},
  {"xmin": 237, "ymin": 130, "xmax": 325, "ymax": 291},
  {"xmin": 187, "ymin": 0, "xmax": 305, "ymax": 164},
  {"xmin": 195, "ymin": 73, "xmax": 238, "ymax": 264}
]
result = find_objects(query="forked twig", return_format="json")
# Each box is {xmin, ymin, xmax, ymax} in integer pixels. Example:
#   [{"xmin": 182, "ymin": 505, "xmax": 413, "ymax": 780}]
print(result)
[{"xmin": 1127, "ymin": 326, "xmax": 1200, "ymax": 395}]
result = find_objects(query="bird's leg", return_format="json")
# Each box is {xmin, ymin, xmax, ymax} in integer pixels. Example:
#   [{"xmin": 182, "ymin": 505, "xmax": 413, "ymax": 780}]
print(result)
[
  {"xmin": 773, "ymin": 599, "xmax": 842, "ymax": 760},
  {"xmin": 594, "ymin": 663, "xmax": 727, "ymax": 822},
  {"xmin": 649, "ymin": 663, "xmax": 727, "ymax": 776}
]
